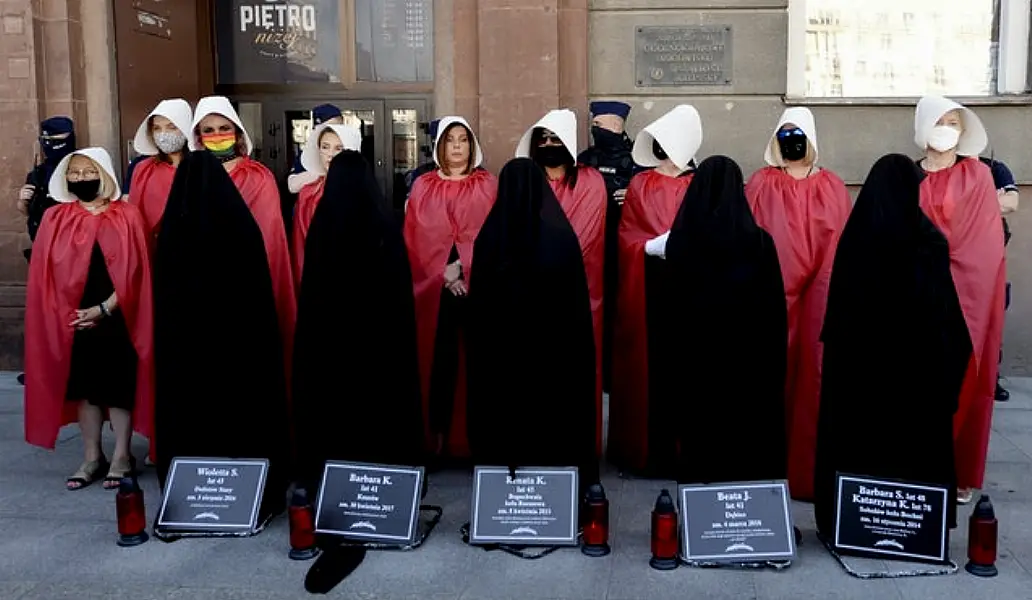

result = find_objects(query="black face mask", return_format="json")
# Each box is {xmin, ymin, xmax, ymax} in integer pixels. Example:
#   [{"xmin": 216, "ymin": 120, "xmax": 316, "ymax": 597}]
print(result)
[
  {"xmin": 777, "ymin": 131, "xmax": 808, "ymax": 162},
  {"xmin": 652, "ymin": 139, "xmax": 669, "ymax": 161},
  {"xmin": 591, "ymin": 126, "xmax": 624, "ymax": 149},
  {"xmin": 67, "ymin": 179, "xmax": 101, "ymax": 202},
  {"xmin": 536, "ymin": 146, "xmax": 569, "ymax": 168}
]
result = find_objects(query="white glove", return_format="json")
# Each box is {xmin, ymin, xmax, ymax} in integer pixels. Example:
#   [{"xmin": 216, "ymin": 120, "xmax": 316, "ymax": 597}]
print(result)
[
  {"xmin": 645, "ymin": 231, "xmax": 670, "ymax": 259},
  {"xmin": 287, "ymin": 170, "xmax": 321, "ymax": 194}
]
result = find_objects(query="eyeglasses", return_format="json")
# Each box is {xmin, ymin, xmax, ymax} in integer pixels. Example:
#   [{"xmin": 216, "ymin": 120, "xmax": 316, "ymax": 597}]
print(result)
[
  {"xmin": 66, "ymin": 169, "xmax": 100, "ymax": 181},
  {"xmin": 777, "ymin": 128, "xmax": 805, "ymax": 139},
  {"xmin": 537, "ymin": 134, "xmax": 563, "ymax": 146}
]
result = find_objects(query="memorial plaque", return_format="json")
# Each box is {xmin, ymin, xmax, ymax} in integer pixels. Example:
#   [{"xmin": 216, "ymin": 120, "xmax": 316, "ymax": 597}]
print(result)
[
  {"xmin": 469, "ymin": 467, "xmax": 579, "ymax": 546},
  {"xmin": 314, "ymin": 461, "xmax": 424, "ymax": 545},
  {"xmin": 834, "ymin": 474, "xmax": 949, "ymax": 564},
  {"xmin": 635, "ymin": 25, "xmax": 733, "ymax": 87},
  {"xmin": 679, "ymin": 481, "xmax": 796, "ymax": 563},
  {"xmin": 156, "ymin": 458, "xmax": 269, "ymax": 533}
]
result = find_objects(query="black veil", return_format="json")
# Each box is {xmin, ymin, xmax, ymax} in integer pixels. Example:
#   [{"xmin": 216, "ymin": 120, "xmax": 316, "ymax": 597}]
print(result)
[
  {"xmin": 662, "ymin": 155, "xmax": 789, "ymax": 485},
  {"xmin": 466, "ymin": 158, "xmax": 598, "ymax": 482},
  {"xmin": 153, "ymin": 150, "xmax": 289, "ymax": 520},
  {"xmin": 291, "ymin": 150, "xmax": 424, "ymax": 490},
  {"xmin": 814, "ymin": 153, "xmax": 971, "ymax": 534}
]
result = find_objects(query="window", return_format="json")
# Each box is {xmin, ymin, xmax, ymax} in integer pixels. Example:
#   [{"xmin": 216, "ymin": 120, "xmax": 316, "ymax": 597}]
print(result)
[{"xmin": 788, "ymin": 0, "xmax": 1031, "ymax": 97}]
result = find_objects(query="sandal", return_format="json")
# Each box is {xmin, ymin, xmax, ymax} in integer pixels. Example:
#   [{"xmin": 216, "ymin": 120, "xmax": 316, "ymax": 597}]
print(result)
[
  {"xmin": 103, "ymin": 456, "xmax": 136, "ymax": 490},
  {"xmin": 67, "ymin": 458, "xmax": 109, "ymax": 491}
]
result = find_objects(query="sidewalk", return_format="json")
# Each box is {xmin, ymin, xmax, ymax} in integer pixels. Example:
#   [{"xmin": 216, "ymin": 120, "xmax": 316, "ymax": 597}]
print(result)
[{"xmin": 1, "ymin": 371, "xmax": 1030, "ymax": 600}]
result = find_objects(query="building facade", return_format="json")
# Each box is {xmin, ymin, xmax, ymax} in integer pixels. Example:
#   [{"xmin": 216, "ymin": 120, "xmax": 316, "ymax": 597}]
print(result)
[{"xmin": 1, "ymin": 0, "xmax": 1031, "ymax": 369}]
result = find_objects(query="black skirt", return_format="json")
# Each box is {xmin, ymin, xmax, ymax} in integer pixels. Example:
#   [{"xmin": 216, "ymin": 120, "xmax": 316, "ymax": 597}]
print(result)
[{"xmin": 65, "ymin": 243, "xmax": 138, "ymax": 410}]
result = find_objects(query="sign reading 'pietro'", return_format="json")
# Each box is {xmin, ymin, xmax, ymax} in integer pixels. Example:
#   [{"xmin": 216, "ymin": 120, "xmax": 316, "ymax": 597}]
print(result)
[{"xmin": 215, "ymin": 1, "xmax": 341, "ymax": 85}]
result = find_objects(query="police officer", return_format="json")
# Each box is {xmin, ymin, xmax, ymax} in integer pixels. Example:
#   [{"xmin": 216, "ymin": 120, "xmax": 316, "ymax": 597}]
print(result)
[
  {"xmin": 577, "ymin": 101, "xmax": 638, "ymax": 394},
  {"xmin": 15, "ymin": 116, "xmax": 77, "ymax": 386}
]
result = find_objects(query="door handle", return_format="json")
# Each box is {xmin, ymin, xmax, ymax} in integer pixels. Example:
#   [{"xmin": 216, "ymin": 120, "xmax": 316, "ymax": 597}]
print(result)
[{"xmin": 268, "ymin": 122, "xmax": 280, "ymax": 137}]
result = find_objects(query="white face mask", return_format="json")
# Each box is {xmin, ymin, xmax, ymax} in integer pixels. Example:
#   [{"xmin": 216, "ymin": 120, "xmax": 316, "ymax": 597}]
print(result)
[
  {"xmin": 154, "ymin": 130, "xmax": 187, "ymax": 154},
  {"xmin": 926, "ymin": 125, "xmax": 961, "ymax": 153}
]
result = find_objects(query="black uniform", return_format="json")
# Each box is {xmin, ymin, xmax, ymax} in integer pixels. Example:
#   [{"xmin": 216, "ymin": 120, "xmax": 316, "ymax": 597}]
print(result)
[{"xmin": 578, "ymin": 131, "xmax": 636, "ymax": 393}]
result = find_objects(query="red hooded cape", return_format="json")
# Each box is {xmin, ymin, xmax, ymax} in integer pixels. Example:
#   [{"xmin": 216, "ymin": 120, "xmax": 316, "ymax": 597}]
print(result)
[
  {"xmin": 746, "ymin": 167, "xmax": 852, "ymax": 500},
  {"xmin": 292, "ymin": 176, "xmax": 326, "ymax": 293},
  {"xmin": 610, "ymin": 170, "xmax": 692, "ymax": 472},
  {"xmin": 551, "ymin": 167, "xmax": 607, "ymax": 455},
  {"xmin": 24, "ymin": 201, "xmax": 154, "ymax": 449},
  {"xmin": 127, "ymin": 157, "xmax": 176, "ymax": 242},
  {"xmin": 230, "ymin": 158, "xmax": 297, "ymax": 381},
  {"xmin": 919, "ymin": 158, "xmax": 1005, "ymax": 490},
  {"xmin": 404, "ymin": 169, "xmax": 497, "ymax": 457}
]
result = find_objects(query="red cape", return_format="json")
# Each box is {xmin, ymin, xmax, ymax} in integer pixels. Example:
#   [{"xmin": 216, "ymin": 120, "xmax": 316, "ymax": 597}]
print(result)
[
  {"xmin": 230, "ymin": 158, "xmax": 297, "ymax": 383},
  {"xmin": 24, "ymin": 202, "xmax": 155, "ymax": 449},
  {"xmin": 127, "ymin": 157, "xmax": 176, "ymax": 243},
  {"xmin": 610, "ymin": 170, "xmax": 692, "ymax": 472},
  {"xmin": 551, "ymin": 167, "xmax": 607, "ymax": 456},
  {"xmin": 292, "ymin": 177, "xmax": 326, "ymax": 294},
  {"xmin": 404, "ymin": 169, "xmax": 497, "ymax": 456},
  {"xmin": 920, "ymin": 158, "xmax": 1006, "ymax": 490},
  {"xmin": 746, "ymin": 166, "xmax": 852, "ymax": 500}
]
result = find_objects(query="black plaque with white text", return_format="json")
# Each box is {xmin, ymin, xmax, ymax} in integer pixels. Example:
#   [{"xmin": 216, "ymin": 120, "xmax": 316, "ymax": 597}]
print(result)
[
  {"xmin": 314, "ymin": 462, "xmax": 424, "ymax": 545},
  {"xmin": 156, "ymin": 458, "xmax": 269, "ymax": 533},
  {"xmin": 833, "ymin": 474, "xmax": 949, "ymax": 564},
  {"xmin": 679, "ymin": 481, "xmax": 796, "ymax": 563},
  {"xmin": 469, "ymin": 467, "xmax": 579, "ymax": 546}
]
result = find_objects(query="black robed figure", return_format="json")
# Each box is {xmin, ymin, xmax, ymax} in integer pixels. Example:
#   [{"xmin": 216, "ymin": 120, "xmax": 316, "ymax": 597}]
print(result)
[
  {"xmin": 815, "ymin": 154, "xmax": 972, "ymax": 535},
  {"xmin": 153, "ymin": 150, "xmax": 290, "ymax": 519},
  {"xmin": 292, "ymin": 150, "xmax": 424, "ymax": 491},
  {"xmin": 466, "ymin": 158, "xmax": 598, "ymax": 484},
  {"xmin": 661, "ymin": 156, "xmax": 788, "ymax": 486}
]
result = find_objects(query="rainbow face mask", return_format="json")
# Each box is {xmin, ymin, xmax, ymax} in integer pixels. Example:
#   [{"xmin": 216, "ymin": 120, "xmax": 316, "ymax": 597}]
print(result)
[{"xmin": 201, "ymin": 132, "xmax": 238, "ymax": 160}]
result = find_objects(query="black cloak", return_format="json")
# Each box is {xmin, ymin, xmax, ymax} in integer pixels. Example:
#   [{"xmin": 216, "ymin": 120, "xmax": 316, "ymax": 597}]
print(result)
[
  {"xmin": 661, "ymin": 155, "xmax": 788, "ymax": 486},
  {"xmin": 153, "ymin": 150, "xmax": 289, "ymax": 519},
  {"xmin": 466, "ymin": 158, "xmax": 598, "ymax": 483},
  {"xmin": 814, "ymin": 154, "xmax": 972, "ymax": 536},
  {"xmin": 292, "ymin": 151, "xmax": 424, "ymax": 491}
]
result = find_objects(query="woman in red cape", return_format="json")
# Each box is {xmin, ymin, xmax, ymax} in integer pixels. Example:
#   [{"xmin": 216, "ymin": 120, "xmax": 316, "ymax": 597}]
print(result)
[
  {"xmin": 127, "ymin": 98, "xmax": 193, "ymax": 241},
  {"xmin": 746, "ymin": 107, "xmax": 851, "ymax": 501},
  {"xmin": 190, "ymin": 96, "xmax": 297, "ymax": 381},
  {"xmin": 515, "ymin": 109, "xmax": 607, "ymax": 457},
  {"xmin": 610, "ymin": 104, "xmax": 702, "ymax": 476},
  {"xmin": 914, "ymin": 96, "xmax": 1006, "ymax": 504},
  {"xmin": 25, "ymin": 147, "xmax": 153, "ymax": 490},
  {"xmin": 292, "ymin": 122, "xmax": 364, "ymax": 293},
  {"xmin": 404, "ymin": 116, "xmax": 496, "ymax": 460}
]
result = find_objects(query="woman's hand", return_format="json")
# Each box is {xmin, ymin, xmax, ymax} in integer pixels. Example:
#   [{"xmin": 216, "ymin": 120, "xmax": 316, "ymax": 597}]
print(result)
[
  {"xmin": 69, "ymin": 306, "xmax": 104, "ymax": 330},
  {"xmin": 446, "ymin": 280, "xmax": 468, "ymax": 296},
  {"xmin": 443, "ymin": 261, "xmax": 462, "ymax": 285}
]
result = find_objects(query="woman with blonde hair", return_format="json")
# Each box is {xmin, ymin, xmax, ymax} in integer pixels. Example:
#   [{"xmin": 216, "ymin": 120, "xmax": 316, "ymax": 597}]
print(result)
[
  {"xmin": 746, "ymin": 107, "xmax": 851, "ymax": 501},
  {"xmin": 24, "ymin": 148, "xmax": 154, "ymax": 490},
  {"xmin": 914, "ymin": 95, "xmax": 1005, "ymax": 505},
  {"xmin": 292, "ymin": 122, "xmax": 363, "ymax": 291},
  {"xmin": 127, "ymin": 98, "xmax": 193, "ymax": 239}
]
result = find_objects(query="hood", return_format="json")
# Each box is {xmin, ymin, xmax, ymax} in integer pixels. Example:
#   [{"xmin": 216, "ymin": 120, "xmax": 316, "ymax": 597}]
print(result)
[
  {"xmin": 49, "ymin": 147, "xmax": 122, "ymax": 202},
  {"xmin": 300, "ymin": 123, "xmax": 363, "ymax": 175},
  {"xmin": 914, "ymin": 95, "xmax": 988, "ymax": 156},
  {"xmin": 632, "ymin": 104, "xmax": 703, "ymax": 171},
  {"xmin": 764, "ymin": 107, "xmax": 819, "ymax": 167},
  {"xmin": 133, "ymin": 98, "xmax": 194, "ymax": 156},
  {"xmin": 515, "ymin": 109, "xmax": 578, "ymax": 162},
  {"xmin": 189, "ymin": 95, "xmax": 254, "ymax": 155},
  {"xmin": 432, "ymin": 116, "xmax": 484, "ymax": 168}
]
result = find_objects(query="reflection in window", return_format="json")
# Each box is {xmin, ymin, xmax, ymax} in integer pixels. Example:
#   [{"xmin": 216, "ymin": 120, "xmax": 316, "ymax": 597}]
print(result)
[
  {"xmin": 355, "ymin": 0, "xmax": 434, "ymax": 82},
  {"xmin": 804, "ymin": 0, "xmax": 995, "ymax": 97}
]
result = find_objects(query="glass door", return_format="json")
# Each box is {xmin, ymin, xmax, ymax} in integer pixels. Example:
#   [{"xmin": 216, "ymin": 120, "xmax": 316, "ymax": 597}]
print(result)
[
  {"xmin": 385, "ymin": 98, "xmax": 430, "ymax": 215},
  {"xmin": 259, "ymin": 99, "xmax": 388, "ymax": 196}
]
